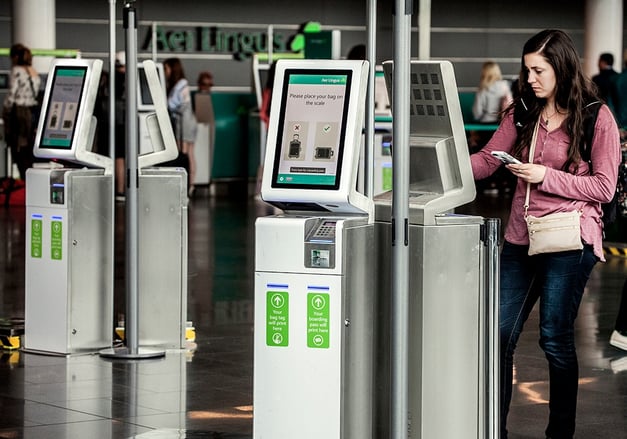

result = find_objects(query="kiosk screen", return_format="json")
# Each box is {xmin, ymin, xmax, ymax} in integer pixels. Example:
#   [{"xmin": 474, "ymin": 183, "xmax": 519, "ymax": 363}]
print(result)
[
  {"xmin": 137, "ymin": 63, "xmax": 165, "ymax": 111},
  {"xmin": 138, "ymin": 66, "xmax": 153, "ymax": 107},
  {"xmin": 39, "ymin": 66, "xmax": 88, "ymax": 150},
  {"xmin": 271, "ymin": 69, "xmax": 352, "ymax": 190}
]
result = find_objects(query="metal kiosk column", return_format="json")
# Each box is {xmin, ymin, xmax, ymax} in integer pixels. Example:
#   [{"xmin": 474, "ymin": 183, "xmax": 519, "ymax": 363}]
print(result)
[
  {"xmin": 374, "ymin": 60, "xmax": 499, "ymax": 438},
  {"xmin": 253, "ymin": 59, "xmax": 376, "ymax": 439}
]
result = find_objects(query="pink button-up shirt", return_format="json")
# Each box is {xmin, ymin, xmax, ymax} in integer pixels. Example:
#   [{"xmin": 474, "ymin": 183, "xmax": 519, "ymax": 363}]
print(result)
[{"xmin": 471, "ymin": 104, "xmax": 621, "ymax": 261}]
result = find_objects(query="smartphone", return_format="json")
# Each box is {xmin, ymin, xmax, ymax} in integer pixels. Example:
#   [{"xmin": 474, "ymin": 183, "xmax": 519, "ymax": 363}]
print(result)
[{"xmin": 491, "ymin": 151, "xmax": 522, "ymax": 165}]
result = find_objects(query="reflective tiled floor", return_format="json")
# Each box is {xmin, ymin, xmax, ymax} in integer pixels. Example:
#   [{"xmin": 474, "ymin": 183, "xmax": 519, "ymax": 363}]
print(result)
[{"xmin": 1, "ymin": 187, "xmax": 626, "ymax": 438}]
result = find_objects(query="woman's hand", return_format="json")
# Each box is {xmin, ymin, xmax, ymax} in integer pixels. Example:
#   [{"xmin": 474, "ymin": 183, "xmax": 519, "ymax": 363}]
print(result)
[{"xmin": 506, "ymin": 163, "xmax": 547, "ymax": 184}]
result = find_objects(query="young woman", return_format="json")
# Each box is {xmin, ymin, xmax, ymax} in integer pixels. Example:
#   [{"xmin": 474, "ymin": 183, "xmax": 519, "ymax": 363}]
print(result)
[
  {"xmin": 470, "ymin": 29, "xmax": 621, "ymax": 439},
  {"xmin": 472, "ymin": 60, "xmax": 513, "ymax": 123},
  {"xmin": 2, "ymin": 44, "xmax": 41, "ymax": 180},
  {"xmin": 164, "ymin": 57, "xmax": 198, "ymax": 196}
]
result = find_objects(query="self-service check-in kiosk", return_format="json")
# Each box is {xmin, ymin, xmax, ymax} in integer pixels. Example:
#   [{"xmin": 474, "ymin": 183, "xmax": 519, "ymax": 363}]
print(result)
[
  {"xmin": 373, "ymin": 60, "xmax": 499, "ymax": 438},
  {"xmin": 254, "ymin": 60, "xmax": 375, "ymax": 438},
  {"xmin": 24, "ymin": 58, "xmax": 113, "ymax": 354},
  {"xmin": 24, "ymin": 59, "xmax": 186, "ymax": 355}
]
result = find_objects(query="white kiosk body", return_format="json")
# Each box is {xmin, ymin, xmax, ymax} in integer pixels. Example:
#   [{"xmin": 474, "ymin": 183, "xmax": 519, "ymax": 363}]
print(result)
[
  {"xmin": 25, "ymin": 168, "xmax": 112, "ymax": 353},
  {"xmin": 25, "ymin": 59, "xmax": 114, "ymax": 354},
  {"xmin": 254, "ymin": 59, "xmax": 375, "ymax": 439},
  {"xmin": 373, "ymin": 60, "xmax": 498, "ymax": 438}
]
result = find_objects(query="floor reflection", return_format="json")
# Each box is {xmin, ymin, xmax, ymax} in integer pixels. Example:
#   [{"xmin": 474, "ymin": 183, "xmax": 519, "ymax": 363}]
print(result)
[{"xmin": 0, "ymin": 191, "xmax": 625, "ymax": 438}]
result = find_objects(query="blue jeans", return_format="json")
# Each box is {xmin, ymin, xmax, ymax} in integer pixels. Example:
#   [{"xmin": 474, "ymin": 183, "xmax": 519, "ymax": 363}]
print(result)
[{"xmin": 499, "ymin": 242, "xmax": 598, "ymax": 439}]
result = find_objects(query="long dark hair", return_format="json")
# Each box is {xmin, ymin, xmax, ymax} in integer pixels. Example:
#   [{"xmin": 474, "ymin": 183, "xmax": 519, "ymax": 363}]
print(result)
[
  {"xmin": 163, "ymin": 57, "xmax": 186, "ymax": 95},
  {"xmin": 11, "ymin": 44, "xmax": 32, "ymax": 67},
  {"xmin": 509, "ymin": 29, "xmax": 599, "ymax": 172}
]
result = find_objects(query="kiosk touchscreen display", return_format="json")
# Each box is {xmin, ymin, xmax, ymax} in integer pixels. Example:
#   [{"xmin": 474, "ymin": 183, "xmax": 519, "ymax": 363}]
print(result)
[
  {"xmin": 138, "ymin": 66, "xmax": 153, "ymax": 107},
  {"xmin": 271, "ymin": 69, "xmax": 352, "ymax": 190},
  {"xmin": 137, "ymin": 63, "xmax": 165, "ymax": 111},
  {"xmin": 39, "ymin": 66, "xmax": 88, "ymax": 150}
]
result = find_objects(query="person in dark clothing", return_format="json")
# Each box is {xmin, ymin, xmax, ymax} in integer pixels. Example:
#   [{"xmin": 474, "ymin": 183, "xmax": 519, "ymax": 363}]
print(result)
[
  {"xmin": 592, "ymin": 52, "xmax": 618, "ymax": 102},
  {"xmin": 1, "ymin": 44, "xmax": 41, "ymax": 180},
  {"xmin": 607, "ymin": 54, "xmax": 627, "ymax": 130}
]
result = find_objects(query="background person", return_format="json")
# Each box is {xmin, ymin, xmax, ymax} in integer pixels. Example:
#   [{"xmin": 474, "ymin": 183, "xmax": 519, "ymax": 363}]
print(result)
[
  {"xmin": 196, "ymin": 70, "xmax": 213, "ymax": 93},
  {"xmin": 592, "ymin": 52, "xmax": 618, "ymax": 103},
  {"xmin": 470, "ymin": 61, "xmax": 514, "ymax": 193},
  {"xmin": 2, "ymin": 43, "xmax": 41, "ymax": 180},
  {"xmin": 607, "ymin": 52, "xmax": 627, "ymax": 133},
  {"xmin": 164, "ymin": 57, "xmax": 197, "ymax": 196},
  {"xmin": 194, "ymin": 70, "xmax": 216, "ymax": 191},
  {"xmin": 470, "ymin": 29, "xmax": 621, "ymax": 439},
  {"xmin": 346, "ymin": 43, "xmax": 366, "ymax": 60},
  {"xmin": 472, "ymin": 60, "xmax": 513, "ymax": 124}
]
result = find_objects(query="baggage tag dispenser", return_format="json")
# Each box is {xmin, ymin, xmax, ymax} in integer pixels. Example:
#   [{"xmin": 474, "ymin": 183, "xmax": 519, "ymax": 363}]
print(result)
[{"xmin": 254, "ymin": 60, "xmax": 376, "ymax": 439}]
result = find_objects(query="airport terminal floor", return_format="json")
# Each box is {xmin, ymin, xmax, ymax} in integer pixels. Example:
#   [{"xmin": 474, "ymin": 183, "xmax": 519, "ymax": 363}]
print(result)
[{"xmin": 1, "ymin": 188, "xmax": 626, "ymax": 439}]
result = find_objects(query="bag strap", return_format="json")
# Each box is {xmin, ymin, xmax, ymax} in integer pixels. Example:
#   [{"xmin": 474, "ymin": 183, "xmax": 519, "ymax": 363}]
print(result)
[
  {"xmin": 28, "ymin": 76, "xmax": 37, "ymax": 102},
  {"xmin": 524, "ymin": 119, "xmax": 541, "ymax": 217}
]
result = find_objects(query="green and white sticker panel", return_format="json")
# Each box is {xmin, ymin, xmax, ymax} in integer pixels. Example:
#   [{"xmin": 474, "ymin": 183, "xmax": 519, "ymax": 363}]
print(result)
[{"xmin": 265, "ymin": 284, "xmax": 332, "ymax": 349}]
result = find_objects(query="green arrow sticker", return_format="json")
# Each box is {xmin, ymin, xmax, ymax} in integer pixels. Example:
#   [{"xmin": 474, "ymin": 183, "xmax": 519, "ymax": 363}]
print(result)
[
  {"xmin": 31, "ymin": 217, "xmax": 42, "ymax": 258},
  {"xmin": 50, "ymin": 219, "xmax": 63, "ymax": 260},
  {"xmin": 266, "ymin": 291, "xmax": 289, "ymax": 347},
  {"xmin": 307, "ymin": 292, "xmax": 330, "ymax": 349}
]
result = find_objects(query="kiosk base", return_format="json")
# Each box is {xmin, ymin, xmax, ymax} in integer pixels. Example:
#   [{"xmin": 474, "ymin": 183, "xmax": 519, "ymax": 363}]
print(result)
[
  {"xmin": 99, "ymin": 346, "xmax": 165, "ymax": 359},
  {"xmin": 374, "ymin": 214, "xmax": 493, "ymax": 439},
  {"xmin": 24, "ymin": 168, "xmax": 113, "ymax": 355},
  {"xmin": 254, "ymin": 215, "xmax": 375, "ymax": 439}
]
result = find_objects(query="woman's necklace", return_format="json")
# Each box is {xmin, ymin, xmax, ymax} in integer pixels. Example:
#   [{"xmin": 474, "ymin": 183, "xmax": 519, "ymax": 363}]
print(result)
[{"xmin": 543, "ymin": 107, "xmax": 559, "ymax": 126}]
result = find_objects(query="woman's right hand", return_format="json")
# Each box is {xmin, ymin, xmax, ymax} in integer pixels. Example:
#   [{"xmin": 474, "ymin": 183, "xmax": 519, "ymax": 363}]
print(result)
[{"xmin": 506, "ymin": 163, "xmax": 547, "ymax": 184}]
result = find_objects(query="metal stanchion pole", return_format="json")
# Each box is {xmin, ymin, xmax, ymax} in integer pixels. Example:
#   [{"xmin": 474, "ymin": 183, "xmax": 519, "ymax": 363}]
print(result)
[
  {"xmin": 101, "ymin": 0, "xmax": 165, "ymax": 360},
  {"xmin": 108, "ymin": 0, "xmax": 116, "ymax": 176},
  {"xmin": 364, "ymin": 0, "xmax": 377, "ymax": 199},
  {"xmin": 391, "ymin": 1, "xmax": 412, "ymax": 438}
]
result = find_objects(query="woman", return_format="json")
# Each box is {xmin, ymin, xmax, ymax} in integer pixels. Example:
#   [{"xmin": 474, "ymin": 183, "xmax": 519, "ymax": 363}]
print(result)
[
  {"xmin": 163, "ymin": 57, "xmax": 197, "ymax": 196},
  {"xmin": 472, "ymin": 60, "xmax": 512, "ymax": 123},
  {"xmin": 2, "ymin": 44, "xmax": 41, "ymax": 180},
  {"xmin": 471, "ymin": 61, "xmax": 516, "ymax": 191},
  {"xmin": 471, "ymin": 29, "xmax": 621, "ymax": 439}
]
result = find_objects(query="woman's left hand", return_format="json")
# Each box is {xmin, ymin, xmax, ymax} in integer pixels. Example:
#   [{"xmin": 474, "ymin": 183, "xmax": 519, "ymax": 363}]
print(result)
[{"xmin": 506, "ymin": 163, "xmax": 547, "ymax": 183}]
